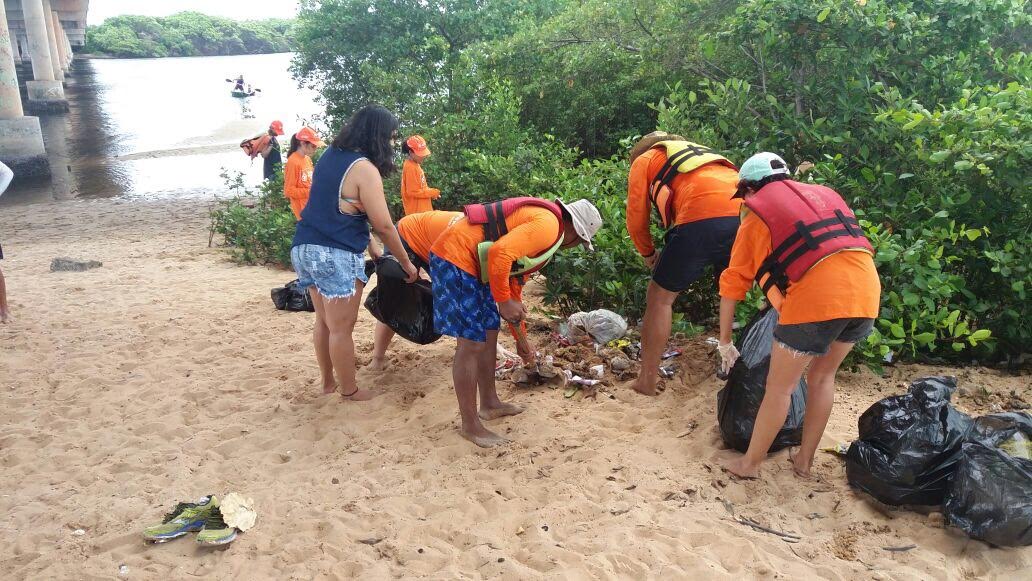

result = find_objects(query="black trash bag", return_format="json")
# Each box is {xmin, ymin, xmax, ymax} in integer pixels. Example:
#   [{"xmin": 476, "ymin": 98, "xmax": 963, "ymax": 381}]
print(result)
[
  {"xmin": 364, "ymin": 257, "xmax": 440, "ymax": 345},
  {"xmin": 717, "ymin": 307, "xmax": 807, "ymax": 453},
  {"xmin": 845, "ymin": 376, "xmax": 974, "ymax": 506},
  {"xmin": 271, "ymin": 279, "xmax": 315, "ymax": 312},
  {"xmin": 944, "ymin": 412, "xmax": 1032, "ymax": 546}
]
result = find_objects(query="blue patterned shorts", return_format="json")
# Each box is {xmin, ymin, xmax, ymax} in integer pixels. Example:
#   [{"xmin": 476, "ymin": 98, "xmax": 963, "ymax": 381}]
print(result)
[
  {"xmin": 291, "ymin": 244, "xmax": 369, "ymax": 300},
  {"xmin": 429, "ymin": 254, "xmax": 500, "ymax": 343}
]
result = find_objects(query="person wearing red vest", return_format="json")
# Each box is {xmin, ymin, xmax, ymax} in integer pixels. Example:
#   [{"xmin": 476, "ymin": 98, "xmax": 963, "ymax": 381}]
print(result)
[
  {"xmin": 430, "ymin": 197, "xmax": 603, "ymax": 447},
  {"xmin": 717, "ymin": 152, "xmax": 881, "ymax": 479}
]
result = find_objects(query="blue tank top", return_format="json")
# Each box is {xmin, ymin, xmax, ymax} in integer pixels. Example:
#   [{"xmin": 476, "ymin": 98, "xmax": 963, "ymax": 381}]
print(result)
[{"xmin": 292, "ymin": 147, "xmax": 371, "ymax": 253}]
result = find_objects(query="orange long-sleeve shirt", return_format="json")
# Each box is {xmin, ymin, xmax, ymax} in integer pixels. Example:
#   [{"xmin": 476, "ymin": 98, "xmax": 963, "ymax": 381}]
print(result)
[
  {"xmin": 283, "ymin": 152, "xmax": 314, "ymax": 219},
  {"xmin": 719, "ymin": 210, "xmax": 881, "ymax": 325},
  {"xmin": 626, "ymin": 149, "xmax": 742, "ymax": 257},
  {"xmin": 396, "ymin": 210, "xmax": 462, "ymax": 264},
  {"xmin": 401, "ymin": 159, "xmax": 440, "ymax": 215},
  {"xmin": 430, "ymin": 206, "xmax": 561, "ymax": 303}
]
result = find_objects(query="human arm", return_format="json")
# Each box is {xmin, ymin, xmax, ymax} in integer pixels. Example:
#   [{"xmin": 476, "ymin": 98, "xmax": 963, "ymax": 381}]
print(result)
[
  {"xmin": 486, "ymin": 210, "xmax": 560, "ymax": 304},
  {"xmin": 0, "ymin": 161, "xmax": 13, "ymax": 197},
  {"xmin": 354, "ymin": 162, "xmax": 418, "ymax": 282},
  {"xmin": 626, "ymin": 153, "xmax": 657, "ymax": 259},
  {"xmin": 505, "ymin": 280, "xmax": 535, "ymax": 363}
]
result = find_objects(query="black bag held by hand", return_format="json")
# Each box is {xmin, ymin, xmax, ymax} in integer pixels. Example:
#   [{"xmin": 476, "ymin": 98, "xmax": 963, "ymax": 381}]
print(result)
[
  {"xmin": 846, "ymin": 376, "xmax": 974, "ymax": 506},
  {"xmin": 944, "ymin": 412, "xmax": 1032, "ymax": 547},
  {"xmin": 271, "ymin": 279, "xmax": 315, "ymax": 312},
  {"xmin": 717, "ymin": 307, "xmax": 807, "ymax": 453},
  {"xmin": 364, "ymin": 256, "xmax": 441, "ymax": 345}
]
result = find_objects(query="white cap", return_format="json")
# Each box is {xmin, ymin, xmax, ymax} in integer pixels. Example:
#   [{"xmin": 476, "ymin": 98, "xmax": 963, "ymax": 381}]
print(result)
[{"xmin": 556, "ymin": 199, "xmax": 603, "ymax": 251}]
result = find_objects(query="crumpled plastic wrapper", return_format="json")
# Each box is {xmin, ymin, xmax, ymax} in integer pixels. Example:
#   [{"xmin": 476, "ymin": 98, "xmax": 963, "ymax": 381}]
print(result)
[{"xmin": 220, "ymin": 493, "xmax": 257, "ymax": 532}]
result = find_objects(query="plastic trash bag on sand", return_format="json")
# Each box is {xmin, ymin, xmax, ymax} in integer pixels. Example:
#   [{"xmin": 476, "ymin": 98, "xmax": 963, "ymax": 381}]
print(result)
[
  {"xmin": 364, "ymin": 257, "xmax": 441, "ymax": 345},
  {"xmin": 567, "ymin": 309, "xmax": 627, "ymax": 345},
  {"xmin": 846, "ymin": 376, "xmax": 974, "ymax": 506},
  {"xmin": 271, "ymin": 280, "xmax": 315, "ymax": 312},
  {"xmin": 944, "ymin": 412, "xmax": 1032, "ymax": 546},
  {"xmin": 716, "ymin": 307, "xmax": 807, "ymax": 453}
]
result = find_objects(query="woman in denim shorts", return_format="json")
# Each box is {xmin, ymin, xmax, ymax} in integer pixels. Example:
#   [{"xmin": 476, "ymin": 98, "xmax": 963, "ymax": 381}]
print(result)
[
  {"xmin": 717, "ymin": 153, "xmax": 881, "ymax": 480},
  {"xmin": 291, "ymin": 106, "xmax": 418, "ymax": 401}
]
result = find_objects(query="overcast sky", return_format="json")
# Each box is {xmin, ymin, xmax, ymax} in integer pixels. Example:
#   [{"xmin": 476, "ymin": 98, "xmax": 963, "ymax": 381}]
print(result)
[{"xmin": 88, "ymin": 0, "xmax": 301, "ymax": 25}]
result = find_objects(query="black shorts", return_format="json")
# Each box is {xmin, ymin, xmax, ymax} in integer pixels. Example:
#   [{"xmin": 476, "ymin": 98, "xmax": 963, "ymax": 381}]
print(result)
[
  {"xmin": 652, "ymin": 217, "xmax": 739, "ymax": 292},
  {"xmin": 774, "ymin": 318, "xmax": 875, "ymax": 356}
]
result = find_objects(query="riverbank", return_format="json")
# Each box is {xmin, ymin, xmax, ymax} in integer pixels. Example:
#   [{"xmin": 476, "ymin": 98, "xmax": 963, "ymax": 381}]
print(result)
[{"xmin": 0, "ymin": 198, "xmax": 1028, "ymax": 579}]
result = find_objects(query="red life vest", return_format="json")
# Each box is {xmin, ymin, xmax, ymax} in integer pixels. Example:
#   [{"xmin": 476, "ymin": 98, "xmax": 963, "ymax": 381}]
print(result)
[
  {"xmin": 744, "ymin": 179, "xmax": 873, "ymax": 294},
  {"xmin": 463, "ymin": 197, "xmax": 565, "ymax": 282}
]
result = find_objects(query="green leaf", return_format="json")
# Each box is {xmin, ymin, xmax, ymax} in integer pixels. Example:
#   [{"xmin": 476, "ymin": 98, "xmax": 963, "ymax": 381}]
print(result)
[
  {"xmin": 688, "ymin": 91, "xmax": 697, "ymax": 104},
  {"xmin": 954, "ymin": 160, "xmax": 974, "ymax": 171},
  {"xmin": 889, "ymin": 323, "xmax": 905, "ymax": 338},
  {"xmin": 952, "ymin": 342, "xmax": 965, "ymax": 352},
  {"xmin": 817, "ymin": 8, "xmax": 831, "ymax": 23},
  {"xmin": 964, "ymin": 229, "xmax": 981, "ymax": 241},
  {"xmin": 928, "ymin": 151, "xmax": 950, "ymax": 163},
  {"xmin": 913, "ymin": 332, "xmax": 936, "ymax": 344},
  {"xmin": 969, "ymin": 329, "xmax": 991, "ymax": 341}
]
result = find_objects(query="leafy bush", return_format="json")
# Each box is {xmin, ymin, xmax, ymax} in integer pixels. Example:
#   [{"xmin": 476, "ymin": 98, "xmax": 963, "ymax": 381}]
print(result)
[
  {"xmin": 86, "ymin": 12, "xmax": 293, "ymax": 58},
  {"xmin": 210, "ymin": 171, "xmax": 295, "ymax": 267}
]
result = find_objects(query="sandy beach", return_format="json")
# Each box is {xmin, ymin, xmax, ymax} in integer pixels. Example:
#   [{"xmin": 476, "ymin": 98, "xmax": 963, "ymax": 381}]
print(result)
[{"xmin": 0, "ymin": 197, "xmax": 1029, "ymax": 580}]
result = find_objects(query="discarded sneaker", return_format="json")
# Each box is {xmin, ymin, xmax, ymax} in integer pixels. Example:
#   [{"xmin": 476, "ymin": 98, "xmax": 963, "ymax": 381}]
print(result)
[
  {"xmin": 142, "ymin": 495, "xmax": 217, "ymax": 542},
  {"xmin": 196, "ymin": 502, "xmax": 238, "ymax": 546}
]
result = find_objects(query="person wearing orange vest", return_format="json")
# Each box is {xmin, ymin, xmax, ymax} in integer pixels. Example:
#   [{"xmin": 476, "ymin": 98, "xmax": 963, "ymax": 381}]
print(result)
[
  {"xmin": 626, "ymin": 131, "xmax": 742, "ymax": 396},
  {"xmin": 430, "ymin": 197, "xmax": 603, "ymax": 447},
  {"xmin": 400, "ymin": 135, "xmax": 440, "ymax": 215},
  {"xmin": 717, "ymin": 152, "xmax": 881, "ymax": 480},
  {"xmin": 283, "ymin": 127, "xmax": 325, "ymax": 220}
]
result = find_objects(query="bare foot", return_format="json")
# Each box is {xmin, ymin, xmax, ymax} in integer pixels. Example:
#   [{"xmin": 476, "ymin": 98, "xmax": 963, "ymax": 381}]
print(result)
[
  {"xmin": 460, "ymin": 425, "xmax": 508, "ymax": 448},
  {"xmin": 364, "ymin": 357, "xmax": 388, "ymax": 373},
  {"xmin": 0, "ymin": 309, "xmax": 10, "ymax": 324},
  {"xmin": 789, "ymin": 448, "xmax": 814, "ymax": 479},
  {"xmin": 722, "ymin": 456, "xmax": 760, "ymax": 479},
  {"xmin": 322, "ymin": 383, "xmax": 337, "ymax": 395},
  {"xmin": 342, "ymin": 388, "xmax": 378, "ymax": 402},
  {"xmin": 479, "ymin": 402, "xmax": 525, "ymax": 420},
  {"xmin": 631, "ymin": 377, "xmax": 659, "ymax": 396}
]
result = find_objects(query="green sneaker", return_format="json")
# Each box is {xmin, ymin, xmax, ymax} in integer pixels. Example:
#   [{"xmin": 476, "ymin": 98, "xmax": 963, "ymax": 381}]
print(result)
[
  {"xmin": 142, "ymin": 495, "xmax": 217, "ymax": 542},
  {"xmin": 195, "ymin": 502, "xmax": 238, "ymax": 546}
]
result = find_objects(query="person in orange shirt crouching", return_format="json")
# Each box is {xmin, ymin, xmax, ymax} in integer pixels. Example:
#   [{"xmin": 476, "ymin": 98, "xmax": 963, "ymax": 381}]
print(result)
[
  {"xmin": 430, "ymin": 197, "xmax": 603, "ymax": 447},
  {"xmin": 283, "ymin": 127, "xmax": 325, "ymax": 219},
  {"xmin": 626, "ymin": 131, "xmax": 743, "ymax": 396},
  {"xmin": 400, "ymin": 135, "xmax": 440, "ymax": 215},
  {"xmin": 717, "ymin": 153, "xmax": 881, "ymax": 480}
]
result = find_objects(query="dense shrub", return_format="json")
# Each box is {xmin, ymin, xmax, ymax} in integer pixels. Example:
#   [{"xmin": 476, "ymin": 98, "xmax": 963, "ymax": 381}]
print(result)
[
  {"xmin": 210, "ymin": 171, "xmax": 295, "ymax": 267},
  {"xmin": 86, "ymin": 12, "xmax": 293, "ymax": 58}
]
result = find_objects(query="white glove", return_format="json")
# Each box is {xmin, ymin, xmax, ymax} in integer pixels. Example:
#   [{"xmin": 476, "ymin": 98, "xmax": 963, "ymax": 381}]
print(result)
[{"xmin": 717, "ymin": 342, "xmax": 741, "ymax": 375}]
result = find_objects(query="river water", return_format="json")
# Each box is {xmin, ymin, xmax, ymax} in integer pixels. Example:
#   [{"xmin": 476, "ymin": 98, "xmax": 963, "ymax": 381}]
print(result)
[{"xmin": 0, "ymin": 52, "xmax": 322, "ymax": 207}]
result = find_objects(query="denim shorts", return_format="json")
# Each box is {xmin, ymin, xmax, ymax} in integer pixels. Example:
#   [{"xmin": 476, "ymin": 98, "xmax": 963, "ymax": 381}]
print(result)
[
  {"xmin": 429, "ymin": 254, "xmax": 500, "ymax": 343},
  {"xmin": 291, "ymin": 244, "xmax": 369, "ymax": 300},
  {"xmin": 773, "ymin": 318, "xmax": 875, "ymax": 356}
]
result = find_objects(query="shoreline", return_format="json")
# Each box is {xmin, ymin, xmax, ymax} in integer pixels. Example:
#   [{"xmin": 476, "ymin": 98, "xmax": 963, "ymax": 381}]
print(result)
[{"xmin": 0, "ymin": 196, "xmax": 1028, "ymax": 579}]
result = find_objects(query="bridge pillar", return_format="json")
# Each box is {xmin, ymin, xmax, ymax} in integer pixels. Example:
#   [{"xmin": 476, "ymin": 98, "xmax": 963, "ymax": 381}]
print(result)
[
  {"xmin": 0, "ymin": 0, "xmax": 50, "ymax": 179},
  {"xmin": 22, "ymin": 0, "xmax": 67, "ymax": 112}
]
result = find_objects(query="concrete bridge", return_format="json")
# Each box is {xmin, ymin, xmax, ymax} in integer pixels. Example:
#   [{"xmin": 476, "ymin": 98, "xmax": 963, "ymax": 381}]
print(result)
[{"xmin": 1, "ymin": 0, "xmax": 88, "ymax": 179}]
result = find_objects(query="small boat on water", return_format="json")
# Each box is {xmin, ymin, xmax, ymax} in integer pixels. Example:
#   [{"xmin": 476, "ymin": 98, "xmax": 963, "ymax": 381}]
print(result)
[{"xmin": 231, "ymin": 90, "xmax": 256, "ymax": 98}]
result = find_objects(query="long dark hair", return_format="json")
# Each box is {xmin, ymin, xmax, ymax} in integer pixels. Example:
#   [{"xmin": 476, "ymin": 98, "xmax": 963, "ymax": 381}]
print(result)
[
  {"xmin": 287, "ymin": 135, "xmax": 301, "ymax": 157},
  {"xmin": 331, "ymin": 104, "xmax": 400, "ymax": 177}
]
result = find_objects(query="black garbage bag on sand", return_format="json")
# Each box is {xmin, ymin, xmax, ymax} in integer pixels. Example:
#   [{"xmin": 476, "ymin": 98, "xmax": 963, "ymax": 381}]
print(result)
[
  {"xmin": 846, "ymin": 376, "xmax": 974, "ymax": 506},
  {"xmin": 364, "ymin": 257, "xmax": 440, "ymax": 345},
  {"xmin": 944, "ymin": 412, "xmax": 1032, "ymax": 547},
  {"xmin": 271, "ymin": 280, "xmax": 315, "ymax": 312},
  {"xmin": 717, "ymin": 307, "xmax": 807, "ymax": 453}
]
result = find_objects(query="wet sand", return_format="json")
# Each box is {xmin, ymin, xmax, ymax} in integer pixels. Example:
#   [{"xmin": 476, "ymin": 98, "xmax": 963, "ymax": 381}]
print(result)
[{"xmin": 0, "ymin": 198, "xmax": 1029, "ymax": 579}]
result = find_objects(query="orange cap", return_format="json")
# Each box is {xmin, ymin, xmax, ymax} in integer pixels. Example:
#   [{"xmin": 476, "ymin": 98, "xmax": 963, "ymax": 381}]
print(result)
[
  {"xmin": 405, "ymin": 135, "xmax": 431, "ymax": 156},
  {"xmin": 269, "ymin": 120, "xmax": 284, "ymax": 136},
  {"xmin": 295, "ymin": 126, "xmax": 326, "ymax": 148}
]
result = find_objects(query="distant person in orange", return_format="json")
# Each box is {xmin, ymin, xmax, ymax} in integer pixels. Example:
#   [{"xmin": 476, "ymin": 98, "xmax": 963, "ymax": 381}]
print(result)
[
  {"xmin": 429, "ymin": 197, "xmax": 602, "ymax": 447},
  {"xmin": 626, "ymin": 131, "xmax": 742, "ymax": 396},
  {"xmin": 717, "ymin": 152, "xmax": 880, "ymax": 479},
  {"xmin": 283, "ymin": 127, "xmax": 325, "ymax": 219},
  {"xmin": 400, "ymin": 135, "xmax": 440, "ymax": 215}
]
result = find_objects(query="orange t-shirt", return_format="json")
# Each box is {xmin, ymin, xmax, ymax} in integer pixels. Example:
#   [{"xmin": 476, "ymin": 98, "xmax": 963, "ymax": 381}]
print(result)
[
  {"xmin": 430, "ymin": 206, "xmax": 561, "ymax": 303},
  {"xmin": 626, "ymin": 148, "xmax": 742, "ymax": 257},
  {"xmin": 401, "ymin": 159, "xmax": 440, "ymax": 215},
  {"xmin": 283, "ymin": 152, "xmax": 314, "ymax": 219},
  {"xmin": 719, "ymin": 210, "xmax": 881, "ymax": 325},
  {"xmin": 396, "ymin": 210, "xmax": 462, "ymax": 264}
]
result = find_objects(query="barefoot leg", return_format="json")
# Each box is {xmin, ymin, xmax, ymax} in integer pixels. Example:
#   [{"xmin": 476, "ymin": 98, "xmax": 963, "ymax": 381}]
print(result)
[
  {"xmin": 793, "ymin": 340, "xmax": 854, "ymax": 476},
  {"xmin": 477, "ymin": 330, "xmax": 524, "ymax": 420},
  {"xmin": 632, "ymin": 281, "xmax": 678, "ymax": 396},
  {"xmin": 454, "ymin": 337, "xmax": 506, "ymax": 447},
  {"xmin": 321, "ymin": 280, "xmax": 376, "ymax": 401},
  {"xmin": 366, "ymin": 322, "xmax": 395, "ymax": 372},
  {"xmin": 309, "ymin": 290, "xmax": 336, "ymax": 394},
  {"xmin": 725, "ymin": 342, "xmax": 812, "ymax": 478}
]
